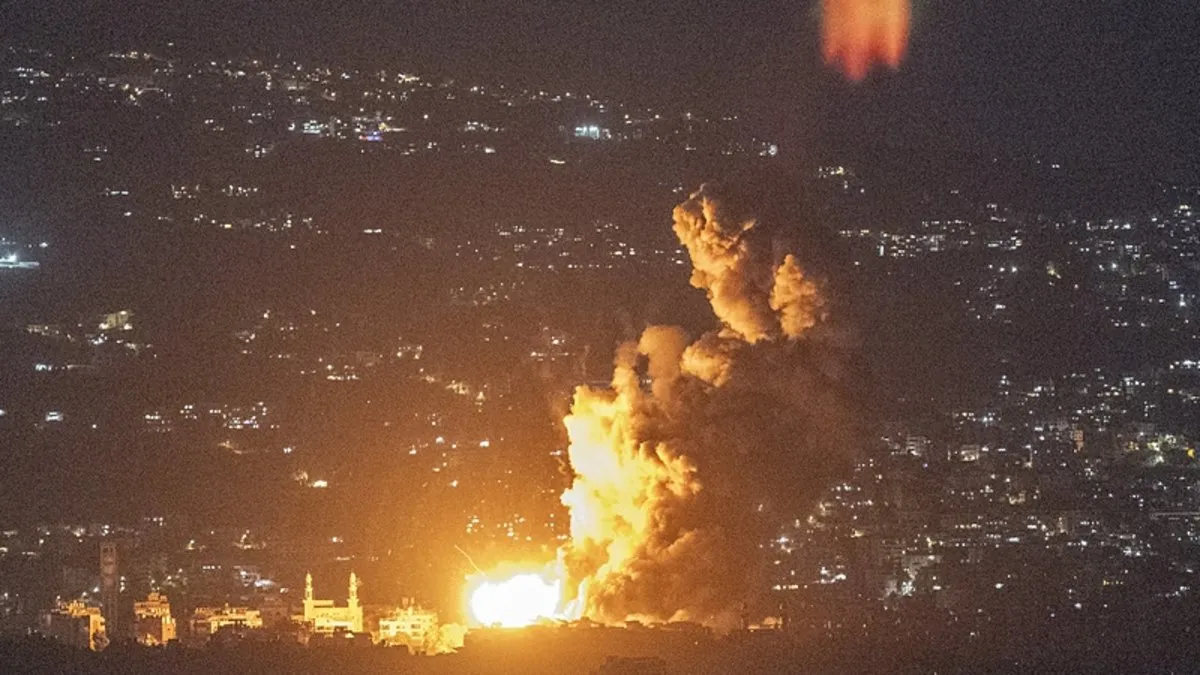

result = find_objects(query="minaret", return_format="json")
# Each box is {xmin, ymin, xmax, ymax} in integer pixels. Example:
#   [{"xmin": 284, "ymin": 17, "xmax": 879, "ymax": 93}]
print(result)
[
  {"xmin": 348, "ymin": 572, "xmax": 362, "ymax": 633},
  {"xmin": 304, "ymin": 572, "xmax": 314, "ymax": 618}
]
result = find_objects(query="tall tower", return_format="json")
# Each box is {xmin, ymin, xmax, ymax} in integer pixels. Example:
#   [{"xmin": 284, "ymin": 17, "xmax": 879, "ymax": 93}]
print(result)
[
  {"xmin": 303, "ymin": 571, "xmax": 314, "ymax": 617},
  {"xmin": 347, "ymin": 572, "xmax": 362, "ymax": 632},
  {"xmin": 99, "ymin": 542, "xmax": 119, "ymax": 639}
]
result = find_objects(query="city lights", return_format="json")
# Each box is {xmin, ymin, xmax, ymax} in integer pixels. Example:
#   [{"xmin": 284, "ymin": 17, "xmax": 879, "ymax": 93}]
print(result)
[{"xmin": 0, "ymin": 3, "xmax": 1192, "ymax": 671}]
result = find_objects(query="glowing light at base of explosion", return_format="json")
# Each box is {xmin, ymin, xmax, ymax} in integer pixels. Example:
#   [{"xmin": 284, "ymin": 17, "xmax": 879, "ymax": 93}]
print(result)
[
  {"xmin": 822, "ymin": 0, "xmax": 911, "ymax": 81},
  {"xmin": 468, "ymin": 574, "xmax": 563, "ymax": 628}
]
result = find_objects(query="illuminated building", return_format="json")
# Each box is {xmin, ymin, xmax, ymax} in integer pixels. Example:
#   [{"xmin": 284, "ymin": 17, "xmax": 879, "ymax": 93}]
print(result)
[
  {"xmin": 190, "ymin": 605, "xmax": 264, "ymax": 635},
  {"xmin": 299, "ymin": 571, "xmax": 363, "ymax": 634},
  {"xmin": 376, "ymin": 599, "xmax": 438, "ymax": 650},
  {"xmin": 97, "ymin": 310, "xmax": 133, "ymax": 332},
  {"xmin": 903, "ymin": 435, "xmax": 930, "ymax": 458},
  {"xmin": 133, "ymin": 592, "xmax": 177, "ymax": 645},
  {"xmin": 572, "ymin": 124, "xmax": 610, "ymax": 141},
  {"xmin": 40, "ymin": 600, "xmax": 107, "ymax": 651}
]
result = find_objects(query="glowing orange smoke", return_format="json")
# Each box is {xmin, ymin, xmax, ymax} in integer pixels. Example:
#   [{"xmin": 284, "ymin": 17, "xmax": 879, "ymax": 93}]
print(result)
[
  {"xmin": 822, "ymin": 0, "xmax": 911, "ymax": 81},
  {"xmin": 463, "ymin": 185, "xmax": 836, "ymax": 628}
]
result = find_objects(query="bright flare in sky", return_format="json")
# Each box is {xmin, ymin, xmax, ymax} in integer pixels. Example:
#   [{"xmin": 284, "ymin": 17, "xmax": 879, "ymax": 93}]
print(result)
[
  {"xmin": 822, "ymin": 0, "xmax": 911, "ymax": 81},
  {"xmin": 468, "ymin": 573, "xmax": 563, "ymax": 628}
]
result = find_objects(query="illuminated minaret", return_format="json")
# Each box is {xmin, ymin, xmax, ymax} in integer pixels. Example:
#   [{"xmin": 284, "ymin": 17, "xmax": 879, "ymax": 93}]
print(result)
[
  {"xmin": 348, "ymin": 572, "xmax": 362, "ymax": 632},
  {"xmin": 304, "ymin": 572, "xmax": 314, "ymax": 615}
]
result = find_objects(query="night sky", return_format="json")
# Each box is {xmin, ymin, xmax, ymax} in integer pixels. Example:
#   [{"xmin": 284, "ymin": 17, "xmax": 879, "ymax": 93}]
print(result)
[{"xmin": 4, "ymin": 0, "xmax": 1198, "ymax": 173}]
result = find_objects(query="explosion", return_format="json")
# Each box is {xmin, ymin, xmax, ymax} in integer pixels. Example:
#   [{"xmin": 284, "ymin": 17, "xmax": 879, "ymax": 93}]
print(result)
[
  {"xmin": 821, "ymin": 0, "xmax": 911, "ymax": 81},
  {"xmin": 470, "ymin": 184, "xmax": 852, "ymax": 629},
  {"xmin": 467, "ymin": 573, "xmax": 562, "ymax": 628}
]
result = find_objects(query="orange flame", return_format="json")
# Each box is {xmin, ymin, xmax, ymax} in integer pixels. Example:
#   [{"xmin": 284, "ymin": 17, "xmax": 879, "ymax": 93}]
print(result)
[
  {"xmin": 463, "ymin": 186, "xmax": 831, "ymax": 627},
  {"xmin": 822, "ymin": 0, "xmax": 911, "ymax": 81}
]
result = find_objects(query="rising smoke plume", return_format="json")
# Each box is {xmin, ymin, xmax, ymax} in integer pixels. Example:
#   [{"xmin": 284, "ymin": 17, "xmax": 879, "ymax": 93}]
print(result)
[{"xmin": 556, "ymin": 184, "xmax": 855, "ymax": 626}]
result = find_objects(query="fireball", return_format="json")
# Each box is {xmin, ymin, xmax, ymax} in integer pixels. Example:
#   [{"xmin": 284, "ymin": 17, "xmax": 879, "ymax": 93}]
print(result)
[{"xmin": 467, "ymin": 572, "xmax": 563, "ymax": 628}]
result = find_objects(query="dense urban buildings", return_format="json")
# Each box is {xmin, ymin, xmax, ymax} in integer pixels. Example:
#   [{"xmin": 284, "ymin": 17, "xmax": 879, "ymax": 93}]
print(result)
[{"xmin": 1, "ymin": 0, "xmax": 1198, "ymax": 671}]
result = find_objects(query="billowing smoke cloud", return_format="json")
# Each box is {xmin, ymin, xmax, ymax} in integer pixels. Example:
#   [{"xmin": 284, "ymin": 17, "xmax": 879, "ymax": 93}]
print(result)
[
  {"xmin": 672, "ymin": 190, "xmax": 826, "ymax": 343},
  {"xmin": 556, "ymin": 184, "xmax": 855, "ymax": 626}
]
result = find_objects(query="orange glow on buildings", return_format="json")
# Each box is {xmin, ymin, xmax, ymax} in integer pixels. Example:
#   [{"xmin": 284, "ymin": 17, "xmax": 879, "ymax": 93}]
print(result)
[{"xmin": 822, "ymin": 0, "xmax": 911, "ymax": 81}]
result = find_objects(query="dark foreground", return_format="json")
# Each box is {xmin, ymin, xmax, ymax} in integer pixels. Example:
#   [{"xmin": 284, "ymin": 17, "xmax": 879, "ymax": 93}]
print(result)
[{"xmin": 4, "ymin": 621, "xmax": 1200, "ymax": 675}]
